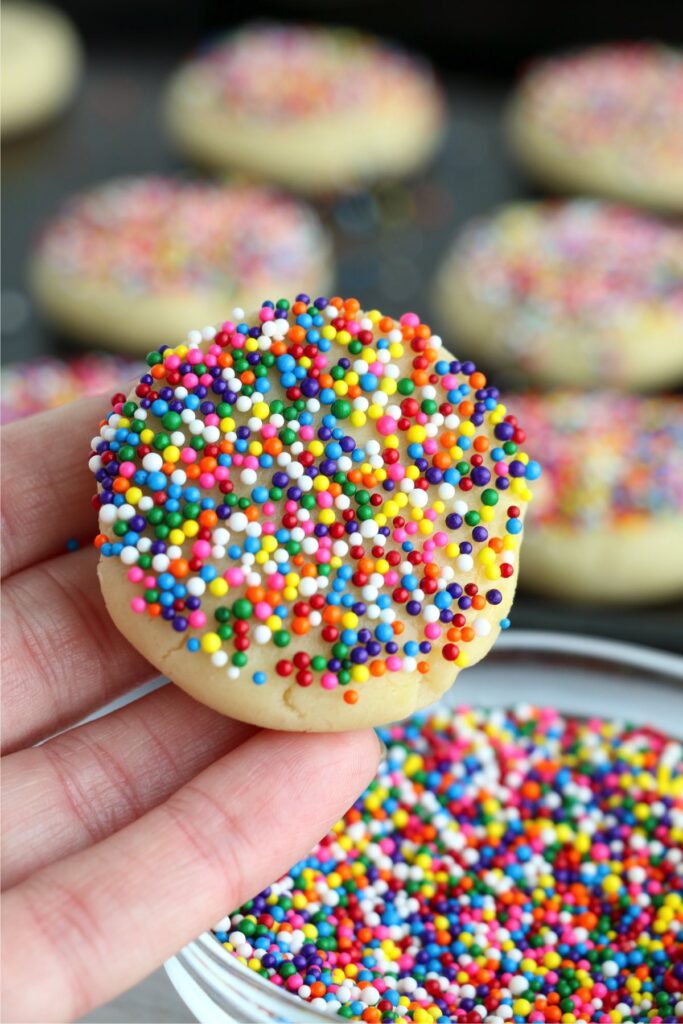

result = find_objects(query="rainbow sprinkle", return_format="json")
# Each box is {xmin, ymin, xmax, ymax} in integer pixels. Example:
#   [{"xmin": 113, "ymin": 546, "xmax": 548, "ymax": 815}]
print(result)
[
  {"xmin": 35, "ymin": 177, "xmax": 329, "ymax": 296},
  {"xmin": 508, "ymin": 394, "xmax": 683, "ymax": 528},
  {"xmin": 216, "ymin": 705, "xmax": 683, "ymax": 1023},
  {"xmin": 90, "ymin": 295, "xmax": 540, "ymax": 702}
]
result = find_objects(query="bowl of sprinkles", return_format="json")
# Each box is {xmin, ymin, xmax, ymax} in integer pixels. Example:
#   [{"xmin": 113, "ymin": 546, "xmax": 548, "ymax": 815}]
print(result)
[{"xmin": 165, "ymin": 633, "xmax": 683, "ymax": 1024}]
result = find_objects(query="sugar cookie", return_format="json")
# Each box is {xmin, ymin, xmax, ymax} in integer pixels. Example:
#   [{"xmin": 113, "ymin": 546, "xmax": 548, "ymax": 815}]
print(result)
[
  {"xmin": 90, "ymin": 294, "xmax": 540, "ymax": 730},
  {"xmin": 507, "ymin": 43, "xmax": 683, "ymax": 212},
  {"xmin": 434, "ymin": 200, "xmax": 683, "ymax": 390},
  {"xmin": 165, "ymin": 23, "xmax": 445, "ymax": 193},
  {"xmin": 31, "ymin": 177, "xmax": 333, "ymax": 353},
  {"xmin": 2, "ymin": 2, "xmax": 81, "ymax": 137},
  {"xmin": 511, "ymin": 392, "xmax": 683, "ymax": 604}
]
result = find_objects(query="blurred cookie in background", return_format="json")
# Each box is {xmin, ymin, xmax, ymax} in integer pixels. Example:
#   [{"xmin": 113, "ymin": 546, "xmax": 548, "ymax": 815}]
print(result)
[
  {"xmin": 509, "ymin": 392, "xmax": 683, "ymax": 604},
  {"xmin": 29, "ymin": 176, "xmax": 333, "ymax": 353},
  {"xmin": 0, "ymin": 352, "xmax": 141, "ymax": 423},
  {"xmin": 2, "ymin": 2, "xmax": 82, "ymax": 137},
  {"xmin": 165, "ymin": 22, "xmax": 446, "ymax": 194},
  {"xmin": 433, "ymin": 200, "xmax": 683, "ymax": 390},
  {"xmin": 507, "ymin": 43, "xmax": 683, "ymax": 213}
]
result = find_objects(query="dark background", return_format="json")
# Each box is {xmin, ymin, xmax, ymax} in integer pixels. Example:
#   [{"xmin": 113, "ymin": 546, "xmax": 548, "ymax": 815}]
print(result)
[
  {"xmin": 21, "ymin": 0, "xmax": 683, "ymax": 73},
  {"xmin": 3, "ymin": 1, "xmax": 682, "ymax": 652}
]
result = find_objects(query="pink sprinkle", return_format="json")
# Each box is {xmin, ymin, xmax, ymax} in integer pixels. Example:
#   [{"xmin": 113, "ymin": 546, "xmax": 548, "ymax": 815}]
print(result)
[
  {"xmin": 377, "ymin": 415, "xmax": 398, "ymax": 436},
  {"xmin": 181, "ymin": 447, "xmax": 197, "ymax": 463},
  {"xmin": 130, "ymin": 597, "xmax": 145, "ymax": 613},
  {"xmin": 400, "ymin": 312, "xmax": 420, "ymax": 326},
  {"xmin": 386, "ymin": 656, "xmax": 402, "ymax": 672},
  {"xmin": 188, "ymin": 611, "xmax": 206, "ymax": 629},
  {"xmin": 192, "ymin": 540, "xmax": 211, "ymax": 559},
  {"xmin": 127, "ymin": 566, "xmax": 144, "ymax": 583},
  {"xmin": 225, "ymin": 567, "xmax": 245, "ymax": 586},
  {"xmin": 321, "ymin": 673, "xmax": 338, "ymax": 690},
  {"xmin": 118, "ymin": 461, "xmax": 136, "ymax": 479}
]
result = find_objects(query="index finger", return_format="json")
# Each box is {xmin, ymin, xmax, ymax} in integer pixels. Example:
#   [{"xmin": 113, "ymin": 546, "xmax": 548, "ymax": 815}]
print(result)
[
  {"xmin": 1, "ymin": 728, "xmax": 381, "ymax": 1022},
  {"xmin": 1, "ymin": 392, "xmax": 115, "ymax": 579}
]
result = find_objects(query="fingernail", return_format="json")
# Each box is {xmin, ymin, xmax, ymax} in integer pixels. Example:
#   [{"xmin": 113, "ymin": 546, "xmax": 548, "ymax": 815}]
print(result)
[{"xmin": 375, "ymin": 733, "xmax": 388, "ymax": 762}]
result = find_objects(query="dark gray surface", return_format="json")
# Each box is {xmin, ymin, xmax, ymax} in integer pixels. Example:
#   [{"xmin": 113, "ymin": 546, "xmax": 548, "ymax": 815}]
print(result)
[
  {"xmin": 2, "ymin": 55, "xmax": 682, "ymax": 652},
  {"xmin": 78, "ymin": 968, "xmax": 194, "ymax": 1023}
]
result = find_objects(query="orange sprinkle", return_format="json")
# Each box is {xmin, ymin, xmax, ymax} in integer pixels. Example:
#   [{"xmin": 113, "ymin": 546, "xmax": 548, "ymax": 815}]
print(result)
[
  {"xmin": 343, "ymin": 690, "xmax": 359, "ymax": 704},
  {"xmin": 199, "ymin": 509, "xmax": 218, "ymax": 529}
]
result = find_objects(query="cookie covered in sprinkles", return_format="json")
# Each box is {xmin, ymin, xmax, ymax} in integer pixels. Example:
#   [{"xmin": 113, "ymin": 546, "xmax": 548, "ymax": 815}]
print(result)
[
  {"xmin": 433, "ymin": 200, "xmax": 683, "ymax": 391},
  {"xmin": 507, "ymin": 43, "xmax": 683, "ymax": 213},
  {"xmin": 164, "ymin": 23, "xmax": 445, "ymax": 193},
  {"xmin": 90, "ymin": 295, "xmax": 540, "ymax": 731},
  {"xmin": 31, "ymin": 177, "xmax": 332, "ymax": 353},
  {"xmin": 510, "ymin": 392, "xmax": 683, "ymax": 604}
]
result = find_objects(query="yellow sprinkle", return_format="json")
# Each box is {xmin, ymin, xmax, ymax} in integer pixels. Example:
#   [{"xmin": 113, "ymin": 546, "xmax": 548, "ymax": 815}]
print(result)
[{"xmin": 201, "ymin": 633, "xmax": 222, "ymax": 654}]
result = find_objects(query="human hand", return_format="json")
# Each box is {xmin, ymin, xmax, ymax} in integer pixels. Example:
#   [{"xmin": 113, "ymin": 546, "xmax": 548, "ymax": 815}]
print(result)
[{"xmin": 1, "ymin": 396, "xmax": 381, "ymax": 1022}]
